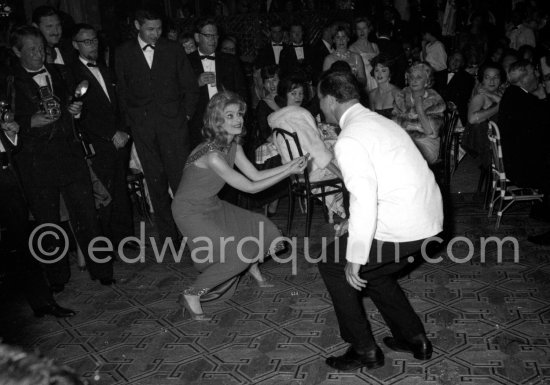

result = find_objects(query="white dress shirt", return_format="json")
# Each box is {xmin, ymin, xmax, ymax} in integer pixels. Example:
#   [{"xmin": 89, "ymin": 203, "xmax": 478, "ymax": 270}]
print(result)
[
  {"xmin": 53, "ymin": 47, "xmax": 64, "ymax": 65},
  {"xmin": 272, "ymin": 42, "xmax": 283, "ymax": 64},
  {"xmin": 198, "ymin": 49, "xmax": 218, "ymax": 99},
  {"xmin": 293, "ymin": 44, "xmax": 304, "ymax": 60},
  {"xmin": 79, "ymin": 57, "xmax": 110, "ymax": 101},
  {"xmin": 335, "ymin": 103, "xmax": 443, "ymax": 264},
  {"xmin": 138, "ymin": 36, "xmax": 155, "ymax": 68},
  {"xmin": 26, "ymin": 66, "xmax": 53, "ymax": 92}
]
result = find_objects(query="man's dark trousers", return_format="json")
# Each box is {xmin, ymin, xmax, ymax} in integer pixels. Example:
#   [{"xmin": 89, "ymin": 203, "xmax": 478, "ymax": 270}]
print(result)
[{"xmin": 318, "ymin": 235, "xmax": 428, "ymax": 351}]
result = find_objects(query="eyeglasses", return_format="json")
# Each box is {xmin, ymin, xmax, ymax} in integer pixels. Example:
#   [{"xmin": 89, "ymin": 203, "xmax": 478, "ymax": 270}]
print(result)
[
  {"xmin": 74, "ymin": 38, "xmax": 99, "ymax": 46},
  {"xmin": 199, "ymin": 33, "xmax": 218, "ymax": 39}
]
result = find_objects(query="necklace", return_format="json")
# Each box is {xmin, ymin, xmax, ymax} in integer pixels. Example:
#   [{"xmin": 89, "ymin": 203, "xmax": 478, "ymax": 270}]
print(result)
[{"xmin": 334, "ymin": 50, "xmax": 351, "ymax": 60}]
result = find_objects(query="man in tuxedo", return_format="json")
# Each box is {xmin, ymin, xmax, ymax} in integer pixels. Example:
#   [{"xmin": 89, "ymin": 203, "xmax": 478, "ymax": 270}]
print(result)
[
  {"xmin": 10, "ymin": 25, "xmax": 114, "ymax": 290},
  {"xmin": 0, "ymin": 116, "xmax": 75, "ymax": 318},
  {"xmin": 255, "ymin": 20, "xmax": 285, "ymax": 69},
  {"xmin": 498, "ymin": 60, "xmax": 550, "ymax": 230},
  {"xmin": 71, "ymin": 24, "xmax": 134, "ymax": 251},
  {"xmin": 188, "ymin": 17, "xmax": 248, "ymax": 147},
  {"xmin": 115, "ymin": 9, "xmax": 199, "ymax": 245},
  {"xmin": 317, "ymin": 71, "xmax": 442, "ymax": 370},
  {"xmin": 311, "ymin": 22, "xmax": 336, "ymax": 83},
  {"xmin": 32, "ymin": 6, "xmax": 75, "ymax": 66},
  {"xmin": 434, "ymin": 51, "xmax": 474, "ymax": 124},
  {"xmin": 279, "ymin": 22, "xmax": 315, "ymax": 78}
]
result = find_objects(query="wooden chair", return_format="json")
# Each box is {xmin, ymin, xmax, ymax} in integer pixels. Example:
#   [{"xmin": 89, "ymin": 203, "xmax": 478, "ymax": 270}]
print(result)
[
  {"xmin": 430, "ymin": 107, "xmax": 459, "ymax": 191},
  {"xmin": 487, "ymin": 121, "xmax": 543, "ymax": 229},
  {"xmin": 272, "ymin": 128, "xmax": 348, "ymax": 237}
]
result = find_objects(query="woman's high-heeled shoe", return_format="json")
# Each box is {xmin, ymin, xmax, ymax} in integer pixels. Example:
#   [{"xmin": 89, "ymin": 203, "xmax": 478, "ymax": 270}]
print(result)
[{"xmin": 178, "ymin": 294, "xmax": 212, "ymax": 321}]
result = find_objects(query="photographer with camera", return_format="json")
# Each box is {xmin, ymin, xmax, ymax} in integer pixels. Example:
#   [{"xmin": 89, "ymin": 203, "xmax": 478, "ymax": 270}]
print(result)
[
  {"xmin": 8, "ymin": 25, "xmax": 115, "ymax": 293},
  {"xmin": 0, "ymin": 105, "xmax": 75, "ymax": 317},
  {"xmin": 70, "ymin": 24, "xmax": 135, "ymax": 253}
]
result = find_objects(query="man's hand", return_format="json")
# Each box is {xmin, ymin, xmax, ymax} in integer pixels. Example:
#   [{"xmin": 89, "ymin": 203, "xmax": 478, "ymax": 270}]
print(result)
[
  {"xmin": 31, "ymin": 111, "xmax": 58, "ymax": 127},
  {"xmin": 1, "ymin": 121, "xmax": 19, "ymax": 141},
  {"xmin": 112, "ymin": 130, "xmax": 130, "ymax": 149},
  {"xmin": 198, "ymin": 72, "xmax": 216, "ymax": 87},
  {"xmin": 67, "ymin": 101, "xmax": 83, "ymax": 116},
  {"xmin": 345, "ymin": 262, "xmax": 368, "ymax": 291}
]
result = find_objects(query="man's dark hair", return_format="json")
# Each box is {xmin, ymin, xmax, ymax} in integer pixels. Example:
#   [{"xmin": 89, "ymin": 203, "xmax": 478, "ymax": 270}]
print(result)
[
  {"xmin": 71, "ymin": 23, "xmax": 95, "ymax": 40},
  {"xmin": 329, "ymin": 60, "xmax": 352, "ymax": 73},
  {"xmin": 32, "ymin": 5, "xmax": 58, "ymax": 25},
  {"xmin": 318, "ymin": 70, "xmax": 360, "ymax": 103},
  {"xmin": 10, "ymin": 25, "xmax": 43, "ymax": 51},
  {"xmin": 195, "ymin": 17, "xmax": 217, "ymax": 33},
  {"xmin": 135, "ymin": 8, "xmax": 162, "ymax": 25},
  {"xmin": 376, "ymin": 21, "xmax": 393, "ymax": 37},
  {"xmin": 270, "ymin": 18, "xmax": 283, "ymax": 29}
]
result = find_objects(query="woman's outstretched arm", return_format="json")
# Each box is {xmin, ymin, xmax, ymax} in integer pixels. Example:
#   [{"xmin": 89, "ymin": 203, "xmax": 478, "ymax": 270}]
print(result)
[{"xmin": 208, "ymin": 147, "xmax": 307, "ymax": 194}]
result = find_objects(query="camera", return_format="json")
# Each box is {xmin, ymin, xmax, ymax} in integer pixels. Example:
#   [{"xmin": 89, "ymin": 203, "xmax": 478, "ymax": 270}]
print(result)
[
  {"xmin": 0, "ymin": 100, "xmax": 14, "ymax": 123},
  {"xmin": 38, "ymin": 86, "xmax": 61, "ymax": 119}
]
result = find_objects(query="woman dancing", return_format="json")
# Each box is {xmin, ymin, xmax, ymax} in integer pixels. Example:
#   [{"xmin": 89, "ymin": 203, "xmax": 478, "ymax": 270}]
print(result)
[{"xmin": 172, "ymin": 91, "xmax": 308, "ymax": 321}]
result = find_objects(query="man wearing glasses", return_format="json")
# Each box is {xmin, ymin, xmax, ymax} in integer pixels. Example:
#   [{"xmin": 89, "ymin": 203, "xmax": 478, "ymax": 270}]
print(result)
[
  {"xmin": 187, "ymin": 17, "xmax": 248, "ymax": 148},
  {"xmin": 115, "ymin": 9, "xmax": 199, "ymax": 247},
  {"xmin": 71, "ymin": 24, "xmax": 135, "ymax": 255}
]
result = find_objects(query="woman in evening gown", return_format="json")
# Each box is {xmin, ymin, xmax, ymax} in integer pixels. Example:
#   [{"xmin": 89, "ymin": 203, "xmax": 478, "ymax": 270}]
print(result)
[
  {"xmin": 172, "ymin": 91, "xmax": 308, "ymax": 321},
  {"xmin": 349, "ymin": 17, "xmax": 379, "ymax": 92},
  {"xmin": 368, "ymin": 53, "xmax": 401, "ymax": 119},
  {"xmin": 322, "ymin": 25, "xmax": 366, "ymax": 85}
]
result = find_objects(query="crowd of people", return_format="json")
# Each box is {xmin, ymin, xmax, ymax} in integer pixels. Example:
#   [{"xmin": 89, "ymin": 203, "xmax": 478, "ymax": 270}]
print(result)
[{"xmin": 0, "ymin": 0, "xmax": 550, "ymax": 378}]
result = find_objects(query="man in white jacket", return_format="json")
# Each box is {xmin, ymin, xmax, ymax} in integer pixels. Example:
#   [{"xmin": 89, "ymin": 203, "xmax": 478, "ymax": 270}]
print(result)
[{"xmin": 317, "ymin": 70, "xmax": 444, "ymax": 371}]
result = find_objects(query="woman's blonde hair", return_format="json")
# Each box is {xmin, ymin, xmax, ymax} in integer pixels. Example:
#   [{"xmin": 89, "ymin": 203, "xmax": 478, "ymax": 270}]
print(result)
[
  {"xmin": 406, "ymin": 62, "xmax": 435, "ymax": 88},
  {"xmin": 202, "ymin": 91, "xmax": 247, "ymax": 144}
]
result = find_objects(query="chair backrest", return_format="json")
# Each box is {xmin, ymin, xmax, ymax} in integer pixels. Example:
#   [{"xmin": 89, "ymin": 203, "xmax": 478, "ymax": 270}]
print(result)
[
  {"xmin": 439, "ymin": 107, "xmax": 459, "ymax": 165},
  {"xmin": 272, "ymin": 127, "xmax": 311, "ymax": 186},
  {"xmin": 487, "ymin": 120, "xmax": 506, "ymax": 183}
]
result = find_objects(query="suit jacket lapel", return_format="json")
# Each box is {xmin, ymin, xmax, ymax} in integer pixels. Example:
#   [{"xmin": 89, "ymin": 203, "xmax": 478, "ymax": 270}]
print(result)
[
  {"xmin": 132, "ymin": 40, "xmax": 151, "ymax": 72},
  {"xmin": 99, "ymin": 67, "xmax": 116, "ymax": 103}
]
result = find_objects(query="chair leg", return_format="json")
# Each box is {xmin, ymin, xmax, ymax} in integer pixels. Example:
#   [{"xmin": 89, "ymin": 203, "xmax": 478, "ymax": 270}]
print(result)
[
  {"xmin": 287, "ymin": 190, "xmax": 295, "ymax": 236},
  {"xmin": 495, "ymin": 194, "xmax": 505, "ymax": 230},
  {"xmin": 305, "ymin": 197, "xmax": 315, "ymax": 238}
]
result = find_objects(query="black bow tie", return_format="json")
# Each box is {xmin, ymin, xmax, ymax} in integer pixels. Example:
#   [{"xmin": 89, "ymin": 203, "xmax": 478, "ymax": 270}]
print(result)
[
  {"xmin": 142, "ymin": 44, "xmax": 155, "ymax": 51},
  {"xmin": 29, "ymin": 68, "xmax": 47, "ymax": 76},
  {"xmin": 272, "ymin": 43, "xmax": 283, "ymax": 47},
  {"xmin": 86, "ymin": 62, "xmax": 98, "ymax": 68},
  {"xmin": 200, "ymin": 55, "xmax": 215, "ymax": 61}
]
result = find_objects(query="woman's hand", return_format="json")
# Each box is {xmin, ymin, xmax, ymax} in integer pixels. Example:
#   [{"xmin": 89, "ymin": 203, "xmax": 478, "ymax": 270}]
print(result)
[
  {"xmin": 413, "ymin": 95, "xmax": 424, "ymax": 114},
  {"xmin": 287, "ymin": 154, "xmax": 309, "ymax": 175}
]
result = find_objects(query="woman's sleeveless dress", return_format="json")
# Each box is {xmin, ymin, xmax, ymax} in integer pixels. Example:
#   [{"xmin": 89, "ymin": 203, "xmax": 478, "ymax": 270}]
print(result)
[{"xmin": 171, "ymin": 141, "xmax": 283, "ymax": 292}]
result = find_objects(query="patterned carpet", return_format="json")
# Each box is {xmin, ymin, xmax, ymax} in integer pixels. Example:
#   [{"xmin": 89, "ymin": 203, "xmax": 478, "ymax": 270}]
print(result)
[{"xmin": 1, "ymin": 191, "xmax": 550, "ymax": 385}]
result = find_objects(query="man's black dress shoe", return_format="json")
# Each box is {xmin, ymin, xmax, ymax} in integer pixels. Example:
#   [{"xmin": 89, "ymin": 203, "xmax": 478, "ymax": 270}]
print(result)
[
  {"xmin": 50, "ymin": 284, "xmax": 65, "ymax": 294},
  {"xmin": 528, "ymin": 231, "xmax": 550, "ymax": 246},
  {"xmin": 326, "ymin": 346, "xmax": 385, "ymax": 371},
  {"xmin": 383, "ymin": 334, "xmax": 433, "ymax": 360},
  {"xmin": 34, "ymin": 302, "xmax": 76, "ymax": 318}
]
